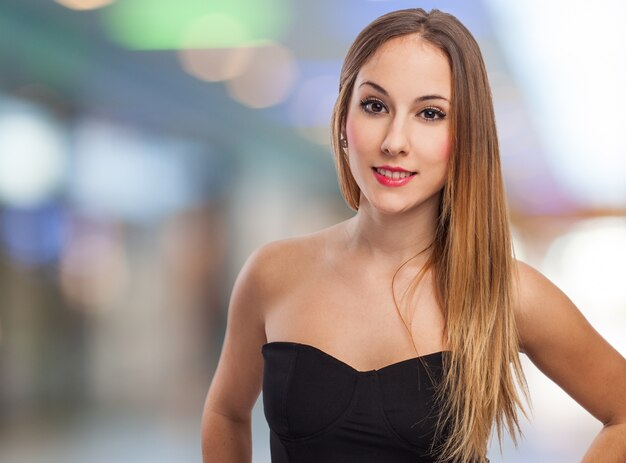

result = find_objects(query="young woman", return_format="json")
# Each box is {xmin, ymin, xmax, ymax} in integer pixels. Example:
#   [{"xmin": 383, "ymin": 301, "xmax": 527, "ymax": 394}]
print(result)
[{"xmin": 201, "ymin": 8, "xmax": 626, "ymax": 463}]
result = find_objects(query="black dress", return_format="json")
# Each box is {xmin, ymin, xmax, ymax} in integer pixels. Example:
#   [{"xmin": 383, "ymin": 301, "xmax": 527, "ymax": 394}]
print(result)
[{"xmin": 261, "ymin": 341, "xmax": 477, "ymax": 462}]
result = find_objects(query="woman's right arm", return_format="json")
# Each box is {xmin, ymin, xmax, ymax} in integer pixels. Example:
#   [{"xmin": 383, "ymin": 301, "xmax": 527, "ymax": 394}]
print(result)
[{"xmin": 201, "ymin": 244, "xmax": 280, "ymax": 462}]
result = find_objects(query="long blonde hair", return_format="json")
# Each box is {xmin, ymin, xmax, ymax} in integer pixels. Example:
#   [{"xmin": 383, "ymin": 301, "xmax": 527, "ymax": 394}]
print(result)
[{"xmin": 330, "ymin": 8, "xmax": 530, "ymax": 463}]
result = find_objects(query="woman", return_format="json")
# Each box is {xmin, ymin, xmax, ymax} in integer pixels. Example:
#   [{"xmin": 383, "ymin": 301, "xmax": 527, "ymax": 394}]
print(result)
[{"xmin": 201, "ymin": 8, "xmax": 626, "ymax": 463}]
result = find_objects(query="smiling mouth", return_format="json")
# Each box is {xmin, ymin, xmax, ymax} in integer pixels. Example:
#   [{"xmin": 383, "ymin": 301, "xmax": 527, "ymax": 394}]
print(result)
[{"xmin": 372, "ymin": 167, "xmax": 417, "ymax": 179}]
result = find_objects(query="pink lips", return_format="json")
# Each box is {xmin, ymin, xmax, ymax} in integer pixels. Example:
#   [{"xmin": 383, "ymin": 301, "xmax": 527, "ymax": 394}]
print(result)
[{"xmin": 372, "ymin": 166, "xmax": 416, "ymax": 187}]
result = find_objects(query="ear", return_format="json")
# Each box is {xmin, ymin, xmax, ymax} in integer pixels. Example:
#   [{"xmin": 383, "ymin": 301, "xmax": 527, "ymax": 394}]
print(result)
[{"xmin": 339, "ymin": 125, "xmax": 348, "ymax": 149}]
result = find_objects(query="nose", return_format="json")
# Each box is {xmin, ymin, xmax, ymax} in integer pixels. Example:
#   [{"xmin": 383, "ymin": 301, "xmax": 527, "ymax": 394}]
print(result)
[{"xmin": 381, "ymin": 117, "xmax": 410, "ymax": 156}]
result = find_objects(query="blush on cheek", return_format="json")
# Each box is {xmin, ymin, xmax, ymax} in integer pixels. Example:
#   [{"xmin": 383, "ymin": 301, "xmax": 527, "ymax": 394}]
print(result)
[
  {"xmin": 438, "ymin": 138, "xmax": 452, "ymax": 160},
  {"xmin": 345, "ymin": 114, "xmax": 378, "ymax": 153}
]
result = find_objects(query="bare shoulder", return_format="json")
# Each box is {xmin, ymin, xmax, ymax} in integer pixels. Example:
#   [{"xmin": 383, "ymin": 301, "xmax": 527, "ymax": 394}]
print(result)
[
  {"xmin": 510, "ymin": 259, "xmax": 626, "ymax": 426},
  {"xmin": 245, "ymin": 230, "xmax": 329, "ymax": 310},
  {"xmin": 254, "ymin": 231, "xmax": 324, "ymax": 267},
  {"xmin": 511, "ymin": 259, "xmax": 578, "ymax": 352},
  {"xmin": 511, "ymin": 260, "xmax": 557, "ymax": 322},
  {"xmin": 511, "ymin": 259, "xmax": 554, "ymax": 302},
  {"xmin": 201, "ymin": 229, "xmax": 329, "ymax": 425}
]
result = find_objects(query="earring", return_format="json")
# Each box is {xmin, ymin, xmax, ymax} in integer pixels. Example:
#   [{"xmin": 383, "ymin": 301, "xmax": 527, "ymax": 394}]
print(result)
[{"xmin": 340, "ymin": 137, "xmax": 348, "ymax": 149}]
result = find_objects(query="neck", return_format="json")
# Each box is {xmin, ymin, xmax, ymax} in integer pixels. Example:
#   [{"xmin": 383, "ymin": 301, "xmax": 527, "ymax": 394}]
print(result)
[{"xmin": 342, "ymin": 194, "xmax": 440, "ymax": 272}]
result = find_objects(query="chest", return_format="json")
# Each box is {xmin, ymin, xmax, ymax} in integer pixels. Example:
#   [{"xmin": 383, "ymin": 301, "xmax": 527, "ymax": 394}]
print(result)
[{"xmin": 264, "ymin": 260, "xmax": 447, "ymax": 372}]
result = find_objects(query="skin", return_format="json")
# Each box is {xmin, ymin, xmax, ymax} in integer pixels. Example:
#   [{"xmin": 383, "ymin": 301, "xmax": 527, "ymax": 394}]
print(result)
[
  {"xmin": 201, "ymin": 34, "xmax": 626, "ymax": 462},
  {"xmin": 345, "ymin": 34, "xmax": 452, "ymax": 220}
]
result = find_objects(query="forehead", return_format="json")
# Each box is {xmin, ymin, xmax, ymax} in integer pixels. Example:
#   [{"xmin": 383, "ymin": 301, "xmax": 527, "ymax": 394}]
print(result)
[{"xmin": 355, "ymin": 34, "xmax": 451, "ymax": 99}]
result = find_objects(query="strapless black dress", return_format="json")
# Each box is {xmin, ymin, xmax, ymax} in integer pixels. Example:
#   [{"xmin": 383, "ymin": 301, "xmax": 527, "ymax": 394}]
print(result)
[{"xmin": 261, "ymin": 341, "xmax": 473, "ymax": 462}]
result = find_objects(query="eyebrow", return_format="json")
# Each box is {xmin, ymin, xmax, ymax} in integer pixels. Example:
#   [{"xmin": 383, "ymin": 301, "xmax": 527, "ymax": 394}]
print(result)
[{"xmin": 359, "ymin": 80, "xmax": 450, "ymax": 103}]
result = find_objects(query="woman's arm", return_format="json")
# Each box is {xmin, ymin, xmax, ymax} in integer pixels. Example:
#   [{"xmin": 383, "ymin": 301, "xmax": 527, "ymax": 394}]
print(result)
[
  {"xmin": 201, "ymin": 244, "xmax": 279, "ymax": 462},
  {"xmin": 514, "ymin": 261, "xmax": 626, "ymax": 462},
  {"xmin": 581, "ymin": 422, "xmax": 626, "ymax": 462}
]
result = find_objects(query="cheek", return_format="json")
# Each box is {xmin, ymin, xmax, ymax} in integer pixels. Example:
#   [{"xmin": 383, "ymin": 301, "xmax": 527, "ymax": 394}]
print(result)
[
  {"xmin": 416, "ymin": 134, "xmax": 451, "ymax": 167},
  {"xmin": 438, "ymin": 139, "xmax": 452, "ymax": 184},
  {"xmin": 345, "ymin": 115, "xmax": 359, "ymax": 147},
  {"xmin": 422, "ymin": 136, "xmax": 451, "ymax": 186},
  {"xmin": 345, "ymin": 113, "xmax": 377, "ymax": 153},
  {"xmin": 438, "ymin": 138, "xmax": 452, "ymax": 161}
]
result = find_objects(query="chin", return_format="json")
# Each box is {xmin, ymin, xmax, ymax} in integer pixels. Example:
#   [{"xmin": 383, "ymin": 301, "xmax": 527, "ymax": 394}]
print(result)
[
  {"xmin": 362, "ymin": 189, "xmax": 442, "ymax": 216},
  {"xmin": 366, "ymin": 197, "xmax": 416, "ymax": 216}
]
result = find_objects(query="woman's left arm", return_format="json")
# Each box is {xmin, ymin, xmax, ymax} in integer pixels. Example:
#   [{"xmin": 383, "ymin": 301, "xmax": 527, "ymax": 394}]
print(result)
[{"xmin": 514, "ymin": 261, "xmax": 626, "ymax": 462}]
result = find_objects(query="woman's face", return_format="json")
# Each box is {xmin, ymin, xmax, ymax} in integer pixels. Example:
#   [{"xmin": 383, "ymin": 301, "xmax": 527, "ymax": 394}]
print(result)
[{"xmin": 344, "ymin": 34, "xmax": 452, "ymax": 215}]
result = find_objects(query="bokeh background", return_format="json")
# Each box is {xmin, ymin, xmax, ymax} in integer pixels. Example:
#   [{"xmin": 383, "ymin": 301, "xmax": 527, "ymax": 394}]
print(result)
[{"xmin": 0, "ymin": 0, "xmax": 625, "ymax": 462}]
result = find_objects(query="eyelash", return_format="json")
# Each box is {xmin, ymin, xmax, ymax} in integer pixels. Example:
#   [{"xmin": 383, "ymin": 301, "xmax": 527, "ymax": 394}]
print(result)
[{"xmin": 359, "ymin": 98, "xmax": 447, "ymax": 121}]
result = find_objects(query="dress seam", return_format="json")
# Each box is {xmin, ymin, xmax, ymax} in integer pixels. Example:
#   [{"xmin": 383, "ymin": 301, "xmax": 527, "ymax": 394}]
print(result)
[
  {"xmin": 280, "ymin": 345, "xmax": 298, "ymax": 434},
  {"xmin": 373, "ymin": 369, "xmax": 426, "ymax": 452},
  {"xmin": 274, "ymin": 374, "xmax": 360, "ymax": 443}
]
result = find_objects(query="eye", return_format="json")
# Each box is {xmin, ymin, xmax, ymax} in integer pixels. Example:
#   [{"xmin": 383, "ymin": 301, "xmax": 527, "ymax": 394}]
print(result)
[
  {"xmin": 360, "ymin": 98, "xmax": 388, "ymax": 114},
  {"xmin": 419, "ymin": 106, "xmax": 446, "ymax": 121}
]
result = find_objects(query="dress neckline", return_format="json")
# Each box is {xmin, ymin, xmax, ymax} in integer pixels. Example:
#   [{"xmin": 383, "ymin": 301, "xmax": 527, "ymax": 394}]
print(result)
[{"xmin": 262, "ymin": 341, "xmax": 446, "ymax": 374}]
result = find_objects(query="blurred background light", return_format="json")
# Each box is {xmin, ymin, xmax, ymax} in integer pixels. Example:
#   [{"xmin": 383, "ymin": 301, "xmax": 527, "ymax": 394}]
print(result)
[
  {"xmin": 69, "ymin": 118, "xmax": 207, "ymax": 223},
  {"xmin": 101, "ymin": 0, "xmax": 294, "ymax": 50},
  {"xmin": 0, "ymin": 202, "xmax": 67, "ymax": 267},
  {"xmin": 484, "ymin": 0, "xmax": 626, "ymax": 208},
  {"xmin": 542, "ymin": 217, "xmax": 626, "ymax": 316},
  {"xmin": 179, "ymin": 13, "xmax": 249, "ymax": 49},
  {"xmin": 59, "ymin": 219, "xmax": 128, "ymax": 311},
  {"xmin": 54, "ymin": 0, "xmax": 115, "ymax": 11},
  {"xmin": 225, "ymin": 42, "xmax": 298, "ymax": 108},
  {"xmin": 178, "ymin": 46, "xmax": 253, "ymax": 82},
  {"xmin": 288, "ymin": 74, "xmax": 337, "ymax": 145},
  {"xmin": 0, "ymin": 100, "xmax": 67, "ymax": 208},
  {"xmin": 329, "ymin": 1, "xmax": 491, "ymax": 43},
  {"xmin": 510, "ymin": 227, "xmax": 529, "ymax": 263}
]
